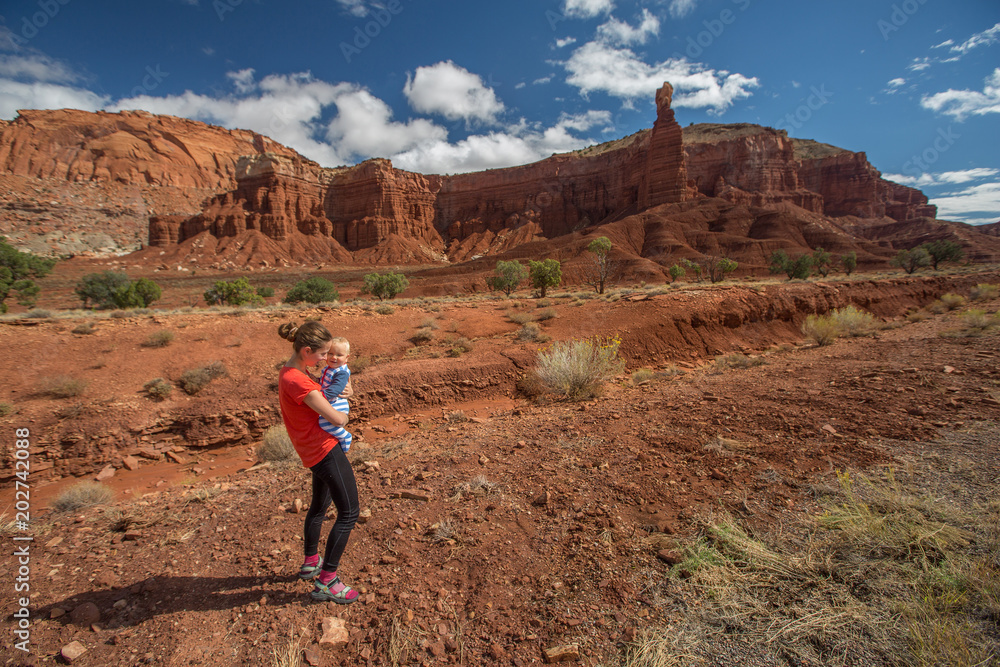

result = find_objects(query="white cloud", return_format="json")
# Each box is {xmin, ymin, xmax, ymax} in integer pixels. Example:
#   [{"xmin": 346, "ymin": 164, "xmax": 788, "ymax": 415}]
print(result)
[
  {"xmin": 334, "ymin": 0, "xmax": 372, "ymax": 17},
  {"xmin": 885, "ymin": 168, "xmax": 999, "ymax": 188},
  {"xmin": 226, "ymin": 68, "xmax": 256, "ymax": 94},
  {"xmin": 950, "ymin": 22, "xmax": 1000, "ymax": 55},
  {"xmin": 563, "ymin": 0, "xmax": 614, "ymax": 19},
  {"xmin": 0, "ymin": 53, "xmax": 78, "ymax": 83},
  {"xmin": 931, "ymin": 39, "xmax": 954, "ymax": 49},
  {"xmin": 908, "ymin": 57, "xmax": 932, "ymax": 72},
  {"xmin": 391, "ymin": 111, "xmax": 612, "ymax": 174},
  {"xmin": 931, "ymin": 182, "xmax": 1000, "ymax": 221},
  {"xmin": 563, "ymin": 41, "xmax": 758, "ymax": 112},
  {"xmin": 921, "ymin": 68, "xmax": 1000, "ymax": 120},
  {"xmin": 555, "ymin": 37, "xmax": 578, "ymax": 48},
  {"xmin": 324, "ymin": 87, "xmax": 446, "ymax": 158},
  {"xmin": 596, "ymin": 9, "xmax": 660, "ymax": 46},
  {"xmin": 533, "ymin": 76, "xmax": 553, "ymax": 85},
  {"xmin": 668, "ymin": 0, "xmax": 698, "ymax": 19},
  {"xmin": 887, "ymin": 78, "xmax": 905, "ymax": 88},
  {"xmin": 0, "ymin": 78, "xmax": 109, "ymax": 118},
  {"xmin": 404, "ymin": 61, "xmax": 504, "ymax": 124}
]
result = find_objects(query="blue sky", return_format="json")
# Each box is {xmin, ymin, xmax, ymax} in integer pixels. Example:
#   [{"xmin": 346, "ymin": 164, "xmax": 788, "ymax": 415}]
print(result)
[{"xmin": 1, "ymin": 0, "xmax": 998, "ymax": 224}]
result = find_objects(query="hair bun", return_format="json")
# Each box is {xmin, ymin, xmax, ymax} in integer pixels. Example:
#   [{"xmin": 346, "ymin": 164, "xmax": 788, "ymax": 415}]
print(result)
[{"xmin": 278, "ymin": 322, "xmax": 299, "ymax": 342}]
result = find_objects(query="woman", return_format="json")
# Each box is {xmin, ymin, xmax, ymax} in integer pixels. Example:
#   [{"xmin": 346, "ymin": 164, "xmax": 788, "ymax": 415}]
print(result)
[{"xmin": 277, "ymin": 320, "xmax": 360, "ymax": 604}]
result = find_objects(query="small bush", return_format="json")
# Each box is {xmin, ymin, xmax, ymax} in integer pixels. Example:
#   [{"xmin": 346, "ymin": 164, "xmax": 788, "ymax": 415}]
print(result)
[
  {"xmin": 451, "ymin": 337, "xmax": 474, "ymax": 353},
  {"xmin": 180, "ymin": 361, "xmax": 228, "ymax": 395},
  {"xmin": 256, "ymin": 286, "xmax": 275, "ymax": 298},
  {"xmin": 535, "ymin": 335, "xmax": 625, "ymax": 400},
  {"xmin": 143, "ymin": 330, "xmax": 174, "ymax": 348},
  {"xmin": 143, "ymin": 377, "xmax": 173, "ymax": 401},
  {"xmin": 516, "ymin": 322, "xmax": 542, "ymax": 342},
  {"xmin": 801, "ymin": 314, "xmax": 840, "ymax": 346},
  {"xmin": 284, "ymin": 277, "xmax": 339, "ymax": 304},
  {"xmin": 959, "ymin": 309, "xmax": 1000, "ymax": 334},
  {"xmin": 906, "ymin": 308, "xmax": 931, "ymax": 323},
  {"xmin": 351, "ymin": 355, "xmax": 372, "ymax": 375},
  {"xmin": 72, "ymin": 322, "xmax": 98, "ymax": 335},
  {"xmin": 0, "ymin": 402, "xmax": 15, "ymax": 417},
  {"xmin": 51, "ymin": 481, "xmax": 114, "ymax": 512},
  {"xmin": 714, "ymin": 353, "xmax": 766, "ymax": 370},
  {"xmin": 26, "ymin": 309, "xmax": 51, "ymax": 319},
  {"xmin": 40, "ymin": 375, "xmax": 87, "ymax": 398},
  {"xmin": 969, "ymin": 283, "xmax": 999, "ymax": 301},
  {"xmin": 375, "ymin": 304, "xmax": 395, "ymax": 315},
  {"xmin": 256, "ymin": 425, "xmax": 297, "ymax": 463},
  {"xmin": 507, "ymin": 311, "xmax": 534, "ymax": 325},
  {"xmin": 632, "ymin": 368, "xmax": 654, "ymax": 385},
  {"xmin": 536, "ymin": 307, "xmax": 557, "ymax": 322},
  {"xmin": 830, "ymin": 305, "xmax": 878, "ymax": 337},
  {"xmin": 362, "ymin": 272, "xmax": 409, "ymax": 300},
  {"xmin": 204, "ymin": 278, "xmax": 263, "ymax": 307},
  {"xmin": 516, "ymin": 370, "xmax": 546, "ymax": 398},
  {"xmin": 411, "ymin": 328, "xmax": 434, "ymax": 344},
  {"xmin": 939, "ymin": 293, "xmax": 967, "ymax": 311}
]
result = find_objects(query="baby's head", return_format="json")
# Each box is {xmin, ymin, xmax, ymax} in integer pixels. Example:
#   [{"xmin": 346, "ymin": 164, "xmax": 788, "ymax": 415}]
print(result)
[{"xmin": 327, "ymin": 337, "xmax": 350, "ymax": 367}]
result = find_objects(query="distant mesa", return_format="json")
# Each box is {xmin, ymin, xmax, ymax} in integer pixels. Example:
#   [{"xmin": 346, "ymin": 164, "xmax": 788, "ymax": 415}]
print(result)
[{"xmin": 2, "ymin": 82, "xmax": 998, "ymax": 275}]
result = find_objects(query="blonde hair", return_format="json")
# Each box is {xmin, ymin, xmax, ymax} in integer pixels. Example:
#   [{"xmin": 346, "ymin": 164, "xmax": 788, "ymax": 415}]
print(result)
[
  {"xmin": 329, "ymin": 336, "xmax": 350, "ymax": 352},
  {"xmin": 277, "ymin": 321, "xmax": 332, "ymax": 353}
]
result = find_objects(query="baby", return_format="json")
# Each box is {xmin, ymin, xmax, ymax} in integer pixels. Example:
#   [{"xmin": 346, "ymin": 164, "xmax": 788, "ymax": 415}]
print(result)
[{"xmin": 317, "ymin": 337, "xmax": 353, "ymax": 452}]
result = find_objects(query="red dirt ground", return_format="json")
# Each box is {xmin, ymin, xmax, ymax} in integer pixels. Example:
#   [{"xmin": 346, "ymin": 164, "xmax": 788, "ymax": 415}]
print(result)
[{"xmin": 1, "ymin": 268, "xmax": 999, "ymax": 666}]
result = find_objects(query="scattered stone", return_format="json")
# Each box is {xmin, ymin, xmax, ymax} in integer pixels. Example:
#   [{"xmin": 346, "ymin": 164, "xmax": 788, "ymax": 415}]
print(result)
[
  {"xmin": 709, "ymin": 469, "xmax": 726, "ymax": 481},
  {"xmin": 93, "ymin": 571, "xmax": 119, "ymax": 589},
  {"xmin": 357, "ymin": 508, "xmax": 372, "ymax": 524},
  {"xmin": 60, "ymin": 641, "xmax": 87, "ymax": 663},
  {"xmin": 489, "ymin": 644, "xmax": 506, "ymax": 660},
  {"xmin": 400, "ymin": 489, "xmax": 431, "ymax": 502},
  {"xmin": 123, "ymin": 531, "xmax": 142, "ymax": 541},
  {"xmin": 302, "ymin": 647, "xmax": 321, "ymax": 666},
  {"xmin": 821, "ymin": 424, "xmax": 838, "ymax": 435},
  {"xmin": 45, "ymin": 536, "xmax": 63, "ymax": 548},
  {"xmin": 656, "ymin": 549, "xmax": 683, "ymax": 565},
  {"xmin": 292, "ymin": 498, "xmax": 303, "ymax": 513},
  {"xmin": 479, "ymin": 454, "xmax": 490, "ymax": 466},
  {"xmin": 70, "ymin": 602, "xmax": 100, "ymax": 626},
  {"xmin": 166, "ymin": 451, "xmax": 188, "ymax": 465},
  {"xmin": 122, "ymin": 455, "xmax": 140, "ymax": 471},
  {"xmin": 543, "ymin": 644, "xmax": 580, "ymax": 663},
  {"xmin": 428, "ymin": 641, "xmax": 446, "ymax": 657},
  {"xmin": 137, "ymin": 448, "xmax": 162, "ymax": 460},
  {"xmin": 531, "ymin": 491, "xmax": 551, "ymax": 507},
  {"xmin": 50, "ymin": 607, "xmax": 66, "ymax": 619},
  {"xmin": 319, "ymin": 617, "xmax": 349, "ymax": 646},
  {"xmin": 95, "ymin": 466, "xmax": 116, "ymax": 481},
  {"xmin": 943, "ymin": 366, "xmax": 955, "ymax": 374}
]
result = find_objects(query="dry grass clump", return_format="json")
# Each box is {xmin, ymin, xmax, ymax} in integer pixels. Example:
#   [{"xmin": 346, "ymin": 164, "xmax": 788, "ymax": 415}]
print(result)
[
  {"xmin": 448, "ymin": 475, "xmax": 502, "ymax": 502},
  {"xmin": 712, "ymin": 353, "xmax": 766, "ymax": 371},
  {"xmin": 535, "ymin": 335, "xmax": 625, "ymax": 400},
  {"xmin": 830, "ymin": 304, "xmax": 878, "ymax": 337},
  {"xmin": 535, "ymin": 307, "xmax": 558, "ymax": 321},
  {"xmin": 906, "ymin": 308, "xmax": 932, "ymax": 323},
  {"xmin": 410, "ymin": 327, "xmax": 434, "ymax": 344},
  {"xmin": 142, "ymin": 330, "xmax": 174, "ymax": 348},
  {"xmin": 516, "ymin": 369, "xmax": 546, "ymax": 398},
  {"xmin": 969, "ymin": 283, "xmax": 999, "ymax": 301},
  {"xmin": 516, "ymin": 322, "xmax": 543, "ymax": 342},
  {"xmin": 51, "ymin": 481, "xmax": 114, "ymax": 512},
  {"xmin": 507, "ymin": 311, "xmax": 534, "ymax": 325},
  {"xmin": 143, "ymin": 377, "xmax": 173, "ymax": 401},
  {"xmin": 636, "ymin": 466, "xmax": 999, "ymax": 666},
  {"xmin": 255, "ymin": 425, "xmax": 297, "ymax": 464},
  {"xmin": 632, "ymin": 368, "xmax": 655, "ymax": 385},
  {"xmin": 40, "ymin": 375, "xmax": 87, "ymax": 398},
  {"xmin": 0, "ymin": 402, "xmax": 15, "ymax": 417},
  {"xmin": 930, "ymin": 293, "xmax": 967, "ymax": 313},
  {"xmin": 351, "ymin": 355, "xmax": 372, "ymax": 374},
  {"xmin": 180, "ymin": 361, "xmax": 228, "ymax": 395},
  {"xmin": 72, "ymin": 322, "xmax": 97, "ymax": 335},
  {"xmin": 801, "ymin": 314, "xmax": 840, "ymax": 346},
  {"xmin": 269, "ymin": 638, "xmax": 301, "ymax": 667},
  {"xmin": 448, "ymin": 337, "xmax": 474, "ymax": 357},
  {"xmin": 375, "ymin": 304, "xmax": 395, "ymax": 315},
  {"xmin": 957, "ymin": 309, "xmax": 1000, "ymax": 336}
]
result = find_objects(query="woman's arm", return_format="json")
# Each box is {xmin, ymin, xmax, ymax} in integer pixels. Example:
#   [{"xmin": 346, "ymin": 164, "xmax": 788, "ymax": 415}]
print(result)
[
  {"xmin": 339, "ymin": 380, "xmax": 353, "ymax": 399},
  {"xmin": 303, "ymin": 390, "xmax": 348, "ymax": 426}
]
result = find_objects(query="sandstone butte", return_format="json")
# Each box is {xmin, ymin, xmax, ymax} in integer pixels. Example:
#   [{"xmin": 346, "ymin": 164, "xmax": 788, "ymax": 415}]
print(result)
[{"xmin": 2, "ymin": 83, "xmax": 999, "ymax": 276}]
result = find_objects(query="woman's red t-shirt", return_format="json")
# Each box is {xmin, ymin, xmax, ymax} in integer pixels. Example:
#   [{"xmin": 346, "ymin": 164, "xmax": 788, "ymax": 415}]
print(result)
[{"xmin": 278, "ymin": 366, "xmax": 337, "ymax": 468}]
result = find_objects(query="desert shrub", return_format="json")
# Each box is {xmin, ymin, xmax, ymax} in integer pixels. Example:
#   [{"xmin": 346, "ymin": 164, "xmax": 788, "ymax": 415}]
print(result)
[
  {"xmin": 256, "ymin": 286, "xmax": 275, "ymax": 298},
  {"xmin": 516, "ymin": 322, "xmax": 542, "ymax": 342},
  {"xmin": 668, "ymin": 263, "xmax": 685, "ymax": 283},
  {"xmin": 841, "ymin": 251, "xmax": 858, "ymax": 276},
  {"xmin": 180, "ymin": 361, "xmax": 228, "ymax": 395},
  {"xmin": 535, "ymin": 335, "xmax": 625, "ymax": 400},
  {"xmin": 1, "ymin": 238, "xmax": 53, "ymax": 312},
  {"xmin": 536, "ymin": 307, "xmax": 557, "ymax": 322},
  {"xmin": 40, "ymin": 375, "xmax": 87, "ymax": 398},
  {"xmin": 939, "ymin": 293, "xmax": 967, "ymax": 311},
  {"xmin": 375, "ymin": 304, "xmax": 395, "ymax": 315},
  {"xmin": 51, "ymin": 481, "xmax": 113, "ymax": 512},
  {"xmin": 969, "ymin": 283, "xmax": 999, "ymax": 301},
  {"xmin": 419, "ymin": 317, "xmax": 439, "ymax": 329},
  {"xmin": 516, "ymin": 370, "xmax": 546, "ymax": 398},
  {"xmin": 959, "ymin": 309, "xmax": 1000, "ymax": 334},
  {"xmin": 632, "ymin": 368, "xmax": 654, "ymax": 385},
  {"xmin": 72, "ymin": 322, "xmax": 97, "ymax": 335},
  {"xmin": 411, "ymin": 327, "xmax": 434, "ymax": 345},
  {"xmin": 906, "ymin": 308, "xmax": 931, "ymax": 322},
  {"xmin": 110, "ymin": 310, "xmax": 130, "ymax": 319},
  {"xmin": 0, "ymin": 402, "xmax": 15, "ymax": 417},
  {"xmin": 143, "ymin": 377, "xmax": 173, "ymax": 401},
  {"xmin": 830, "ymin": 305, "xmax": 878, "ymax": 337},
  {"xmin": 802, "ymin": 314, "xmax": 840, "ymax": 346},
  {"xmin": 284, "ymin": 277, "xmax": 339, "ymax": 304},
  {"xmin": 362, "ymin": 272, "xmax": 409, "ymax": 300},
  {"xmin": 25, "ymin": 309, "xmax": 51, "ymax": 319},
  {"xmin": 351, "ymin": 355, "xmax": 372, "ymax": 374},
  {"xmin": 204, "ymin": 278, "xmax": 263, "ymax": 307},
  {"xmin": 256, "ymin": 425, "xmax": 297, "ymax": 463},
  {"xmin": 448, "ymin": 337, "xmax": 474, "ymax": 357},
  {"xmin": 143, "ymin": 330, "xmax": 174, "ymax": 348},
  {"xmin": 713, "ymin": 353, "xmax": 766, "ymax": 370},
  {"xmin": 485, "ymin": 260, "xmax": 528, "ymax": 296},
  {"xmin": 507, "ymin": 311, "xmax": 534, "ymax": 325},
  {"xmin": 74, "ymin": 271, "xmax": 129, "ymax": 309}
]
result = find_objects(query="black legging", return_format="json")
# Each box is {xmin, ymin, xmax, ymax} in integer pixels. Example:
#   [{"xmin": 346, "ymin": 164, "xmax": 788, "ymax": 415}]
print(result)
[{"xmin": 303, "ymin": 446, "xmax": 359, "ymax": 573}]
